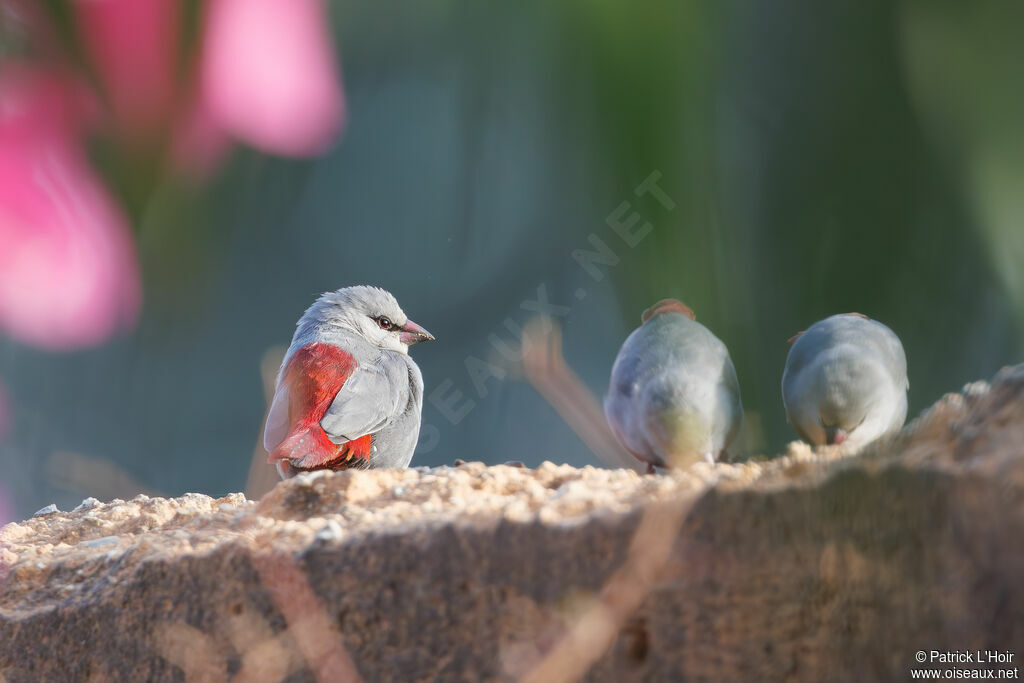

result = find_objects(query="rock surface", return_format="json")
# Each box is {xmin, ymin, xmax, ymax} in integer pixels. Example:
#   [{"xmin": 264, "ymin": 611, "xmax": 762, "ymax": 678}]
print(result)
[{"xmin": 1, "ymin": 366, "xmax": 1023, "ymax": 681}]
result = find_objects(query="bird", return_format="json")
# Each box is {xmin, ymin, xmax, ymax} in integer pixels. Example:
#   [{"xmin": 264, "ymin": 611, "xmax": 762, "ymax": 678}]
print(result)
[
  {"xmin": 782, "ymin": 312, "xmax": 908, "ymax": 450},
  {"xmin": 263, "ymin": 286, "xmax": 434, "ymax": 479},
  {"xmin": 604, "ymin": 299, "xmax": 743, "ymax": 473}
]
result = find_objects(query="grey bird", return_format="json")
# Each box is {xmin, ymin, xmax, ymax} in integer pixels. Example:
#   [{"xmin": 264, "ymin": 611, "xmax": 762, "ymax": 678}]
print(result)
[
  {"xmin": 782, "ymin": 312, "xmax": 908, "ymax": 450},
  {"xmin": 263, "ymin": 286, "xmax": 434, "ymax": 479},
  {"xmin": 604, "ymin": 299, "xmax": 743, "ymax": 472}
]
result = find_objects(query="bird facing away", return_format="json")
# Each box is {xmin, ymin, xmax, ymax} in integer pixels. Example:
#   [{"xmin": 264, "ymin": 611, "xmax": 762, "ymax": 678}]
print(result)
[
  {"xmin": 782, "ymin": 312, "xmax": 908, "ymax": 450},
  {"xmin": 604, "ymin": 299, "xmax": 743, "ymax": 473},
  {"xmin": 263, "ymin": 286, "xmax": 434, "ymax": 479}
]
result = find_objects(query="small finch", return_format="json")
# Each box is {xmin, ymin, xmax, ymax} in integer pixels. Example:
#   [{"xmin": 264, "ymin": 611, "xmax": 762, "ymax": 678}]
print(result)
[
  {"xmin": 264, "ymin": 286, "xmax": 434, "ymax": 479},
  {"xmin": 604, "ymin": 299, "xmax": 743, "ymax": 472},
  {"xmin": 782, "ymin": 312, "xmax": 908, "ymax": 450}
]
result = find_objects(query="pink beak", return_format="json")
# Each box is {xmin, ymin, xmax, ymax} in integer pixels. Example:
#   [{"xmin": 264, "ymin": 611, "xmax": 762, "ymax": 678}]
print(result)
[
  {"xmin": 825, "ymin": 427, "xmax": 848, "ymax": 446},
  {"xmin": 399, "ymin": 320, "xmax": 434, "ymax": 345}
]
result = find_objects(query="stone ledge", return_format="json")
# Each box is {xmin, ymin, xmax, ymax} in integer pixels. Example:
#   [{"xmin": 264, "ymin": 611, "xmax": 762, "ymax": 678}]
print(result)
[{"xmin": 1, "ymin": 366, "xmax": 1022, "ymax": 681}]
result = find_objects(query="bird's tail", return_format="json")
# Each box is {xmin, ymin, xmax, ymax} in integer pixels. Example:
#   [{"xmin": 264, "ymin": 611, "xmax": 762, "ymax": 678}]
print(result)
[
  {"xmin": 268, "ymin": 424, "xmax": 373, "ymax": 470},
  {"xmin": 268, "ymin": 423, "xmax": 340, "ymax": 469}
]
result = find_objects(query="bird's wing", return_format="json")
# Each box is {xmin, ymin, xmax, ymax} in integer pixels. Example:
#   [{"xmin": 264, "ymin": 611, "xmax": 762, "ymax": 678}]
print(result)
[
  {"xmin": 263, "ymin": 380, "xmax": 292, "ymax": 454},
  {"xmin": 320, "ymin": 359, "xmax": 405, "ymax": 444},
  {"xmin": 263, "ymin": 342, "xmax": 362, "ymax": 454}
]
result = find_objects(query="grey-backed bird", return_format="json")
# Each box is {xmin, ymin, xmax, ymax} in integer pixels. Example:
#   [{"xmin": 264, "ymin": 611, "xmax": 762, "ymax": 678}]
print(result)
[
  {"xmin": 264, "ymin": 286, "xmax": 433, "ymax": 479},
  {"xmin": 604, "ymin": 299, "xmax": 743, "ymax": 472},
  {"xmin": 782, "ymin": 312, "xmax": 907, "ymax": 450}
]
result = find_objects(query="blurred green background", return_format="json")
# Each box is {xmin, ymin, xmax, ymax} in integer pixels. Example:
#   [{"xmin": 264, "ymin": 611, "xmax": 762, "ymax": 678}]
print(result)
[{"xmin": 1, "ymin": 0, "xmax": 1021, "ymax": 518}]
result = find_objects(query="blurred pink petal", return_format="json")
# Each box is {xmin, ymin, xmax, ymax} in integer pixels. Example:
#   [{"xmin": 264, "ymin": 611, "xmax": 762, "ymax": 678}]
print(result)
[
  {"xmin": 0, "ymin": 66, "xmax": 141, "ymax": 350},
  {"xmin": 73, "ymin": 0, "xmax": 180, "ymax": 138},
  {"xmin": 170, "ymin": 90, "xmax": 232, "ymax": 177},
  {"xmin": 0, "ymin": 65, "xmax": 95, "ymax": 138},
  {"xmin": 201, "ymin": 0, "xmax": 345, "ymax": 157}
]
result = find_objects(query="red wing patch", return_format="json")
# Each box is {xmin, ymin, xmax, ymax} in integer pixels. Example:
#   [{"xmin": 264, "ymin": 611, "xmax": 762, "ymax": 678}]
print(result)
[
  {"xmin": 787, "ymin": 331, "xmax": 804, "ymax": 344},
  {"xmin": 268, "ymin": 343, "xmax": 374, "ymax": 470}
]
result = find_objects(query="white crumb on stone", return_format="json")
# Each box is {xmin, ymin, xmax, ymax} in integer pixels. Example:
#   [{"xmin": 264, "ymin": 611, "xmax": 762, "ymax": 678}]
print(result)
[
  {"xmin": 74, "ymin": 498, "xmax": 101, "ymax": 512},
  {"xmin": 315, "ymin": 519, "xmax": 344, "ymax": 542},
  {"xmin": 963, "ymin": 381, "xmax": 990, "ymax": 397},
  {"xmin": 294, "ymin": 470, "xmax": 331, "ymax": 486}
]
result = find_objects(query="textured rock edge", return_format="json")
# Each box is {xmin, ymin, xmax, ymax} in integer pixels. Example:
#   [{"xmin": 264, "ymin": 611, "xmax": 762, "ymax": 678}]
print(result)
[{"xmin": 0, "ymin": 365, "xmax": 1021, "ymax": 681}]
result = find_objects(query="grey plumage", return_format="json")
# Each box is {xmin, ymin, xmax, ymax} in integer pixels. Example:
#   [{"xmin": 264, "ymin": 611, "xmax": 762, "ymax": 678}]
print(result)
[
  {"xmin": 782, "ymin": 313, "xmax": 908, "ymax": 450},
  {"xmin": 604, "ymin": 300, "xmax": 743, "ymax": 470},
  {"xmin": 264, "ymin": 286, "xmax": 431, "ymax": 477}
]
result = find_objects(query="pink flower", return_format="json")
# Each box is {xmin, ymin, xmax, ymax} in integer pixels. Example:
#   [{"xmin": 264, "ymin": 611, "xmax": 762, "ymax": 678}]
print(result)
[
  {"xmin": 201, "ymin": 0, "xmax": 345, "ymax": 157},
  {"xmin": 0, "ymin": 0, "xmax": 346, "ymax": 351},
  {"xmin": 170, "ymin": 88, "xmax": 233, "ymax": 177},
  {"xmin": 73, "ymin": 0, "xmax": 180, "ymax": 139},
  {"xmin": 0, "ymin": 66, "xmax": 141, "ymax": 350}
]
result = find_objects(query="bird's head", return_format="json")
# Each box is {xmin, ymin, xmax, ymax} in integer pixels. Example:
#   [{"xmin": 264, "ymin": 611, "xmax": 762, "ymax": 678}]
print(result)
[
  {"xmin": 641, "ymin": 298, "xmax": 695, "ymax": 324},
  {"xmin": 303, "ymin": 285, "xmax": 434, "ymax": 354}
]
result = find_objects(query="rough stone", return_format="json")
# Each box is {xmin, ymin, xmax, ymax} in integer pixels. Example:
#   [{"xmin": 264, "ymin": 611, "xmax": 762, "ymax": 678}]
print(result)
[{"xmin": 1, "ymin": 366, "xmax": 1023, "ymax": 681}]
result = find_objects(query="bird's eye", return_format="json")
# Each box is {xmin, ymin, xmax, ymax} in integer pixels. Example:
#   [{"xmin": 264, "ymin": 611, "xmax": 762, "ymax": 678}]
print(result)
[{"xmin": 377, "ymin": 316, "xmax": 394, "ymax": 331}]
